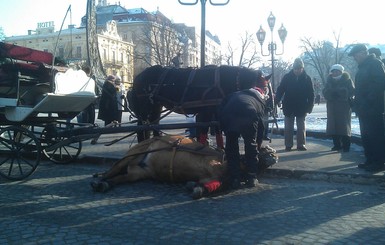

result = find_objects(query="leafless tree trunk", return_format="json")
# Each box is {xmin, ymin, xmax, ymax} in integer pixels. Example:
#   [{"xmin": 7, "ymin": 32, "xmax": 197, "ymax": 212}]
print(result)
[
  {"xmin": 222, "ymin": 31, "xmax": 260, "ymax": 68},
  {"xmin": 135, "ymin": 21, "xmax": 183, "ymax": 67}
]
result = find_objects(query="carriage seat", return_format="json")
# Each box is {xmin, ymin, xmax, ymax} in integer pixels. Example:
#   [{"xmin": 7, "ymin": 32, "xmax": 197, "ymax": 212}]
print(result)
[{"xmin": 0, "ymin": 62, "xmax": 52, "ymax": 107}]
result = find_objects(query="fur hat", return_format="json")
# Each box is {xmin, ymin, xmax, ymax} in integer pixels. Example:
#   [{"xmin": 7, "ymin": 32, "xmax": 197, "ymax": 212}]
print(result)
[
  {"xmin": 330, "ymin": 64, "xmax": 344, "ymax": 73},
  {"xmin": 348, "ymin": 44, "xmax": 367, "ymax": 56},
  {"xmin": 293, "ymin": 58, "xmax": 304, "ymax": 69}
]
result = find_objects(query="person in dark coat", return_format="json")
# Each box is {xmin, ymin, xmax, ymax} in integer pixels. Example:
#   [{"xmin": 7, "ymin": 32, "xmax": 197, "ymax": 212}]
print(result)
[
  {"xmin": 219, "ymin": 71, "xmax": 267, "ymax": 189},
  {"xmin": 275, "ymin": 58, "xmax": 315, "ymax": 151},
  {"xmin": 322, "ymin": 64, "xmax": 355, "ymax": 152},
  {"xmin": 349, "ymin": 44, "xmax": 385, "ymax": 172},
  {"xmin": 97, "ymin": 75, "xmax": 119, "ymax": 126}
]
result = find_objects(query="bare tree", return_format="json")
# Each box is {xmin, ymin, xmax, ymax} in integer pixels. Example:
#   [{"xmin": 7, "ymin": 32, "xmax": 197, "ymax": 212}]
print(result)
[
  {"xmin": 135, "ymin": 19, "xmax": 183, "ymax": 67},
  {"xmin": 299, "ymin": 37, "xmax": 335, "ymax": 85},
  {"xmin": 299, "ymin": 33, "xmax": 354, "ymax": 86},
  {"xmin": 222, "ymin": 31, "xmax": 261, "ymax": 68}
]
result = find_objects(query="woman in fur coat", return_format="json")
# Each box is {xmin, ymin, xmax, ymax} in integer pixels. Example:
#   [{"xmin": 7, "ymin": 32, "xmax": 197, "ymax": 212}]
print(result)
[{"xmin": 322, "ymin": 64, "xmax": 355, "ymax": 152}]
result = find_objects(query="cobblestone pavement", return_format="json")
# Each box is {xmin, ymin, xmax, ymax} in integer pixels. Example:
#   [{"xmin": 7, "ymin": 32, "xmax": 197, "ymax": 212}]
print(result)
[{"xmin": 1, "ymin": 159, "xmax": 385, "ymax": 245}]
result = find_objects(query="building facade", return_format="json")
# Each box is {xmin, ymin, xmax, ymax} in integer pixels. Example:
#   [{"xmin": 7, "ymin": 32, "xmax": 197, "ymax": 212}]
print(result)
[
  {"xmin": 4, "ymin": 2, "xmax": 222, "ymax": 83},
  {"xmin": 4, "ymin": 20, "xmax": 134, "ymax": 88}
]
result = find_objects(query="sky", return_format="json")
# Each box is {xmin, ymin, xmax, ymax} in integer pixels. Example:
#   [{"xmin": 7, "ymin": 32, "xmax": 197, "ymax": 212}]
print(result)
[{"xmin": 1, "ymin": 0, "xmax": 383, "ymax": 61}]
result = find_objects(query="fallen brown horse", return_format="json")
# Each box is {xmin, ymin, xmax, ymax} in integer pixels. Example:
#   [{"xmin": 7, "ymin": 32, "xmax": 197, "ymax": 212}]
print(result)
[{"xmin": 91, "ymin": 135, "xmax": 278, "ymax": 199}]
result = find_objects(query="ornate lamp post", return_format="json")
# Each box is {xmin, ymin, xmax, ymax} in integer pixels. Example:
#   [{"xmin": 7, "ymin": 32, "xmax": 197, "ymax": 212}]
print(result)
[
  {"xmin": 178, "ymin": 0, "xmax": 229, "ymax": 68},
  {"xmin": 256, "ymin": 12, "xmax": 287, "ymax": 91}
]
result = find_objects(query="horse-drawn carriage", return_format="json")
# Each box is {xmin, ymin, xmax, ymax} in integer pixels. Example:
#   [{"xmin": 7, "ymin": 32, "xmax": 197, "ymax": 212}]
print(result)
[
  {"xmin": 0, "ymin": 42, "xmax": 98, "ymax": 180},
  {"xmin": 0, "ymin": 42, "xmax": 278, "ymax": 193}
]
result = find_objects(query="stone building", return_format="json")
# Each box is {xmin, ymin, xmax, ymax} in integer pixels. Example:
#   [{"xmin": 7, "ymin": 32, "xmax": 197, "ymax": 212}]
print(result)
[
  {"xmin": 4, "ymin": 1, "xmax": 222, "ymax": 82},
  {"xmin": 83, "ymin": 2, "xmax": 222, "ymax": 77}
]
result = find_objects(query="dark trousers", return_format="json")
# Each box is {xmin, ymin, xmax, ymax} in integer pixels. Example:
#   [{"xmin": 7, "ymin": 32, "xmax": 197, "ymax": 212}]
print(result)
[
  {"xmin": 225, "ymin": 129, "xmax": 258, "ymax": 181},
  {"xmin": 332, "ymin": 135, "xmax": 351, "ymax": 151},
  {"xmin": 358, "ymin": 114, "xmax": 385, "ymax": 165}
]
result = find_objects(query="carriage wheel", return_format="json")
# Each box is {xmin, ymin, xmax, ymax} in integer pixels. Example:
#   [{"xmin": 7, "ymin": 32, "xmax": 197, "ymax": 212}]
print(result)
[
  {"xmin": 0, "ymin": 126, "xmax": 41, "ymax": 180},
  {"xmin": 41, "ymin": 124, "xmax": 82, "ymax": 164}
]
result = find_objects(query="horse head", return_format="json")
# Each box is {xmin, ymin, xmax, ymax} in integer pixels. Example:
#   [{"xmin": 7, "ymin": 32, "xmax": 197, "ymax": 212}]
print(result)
[{"xmin": 128, "ymin": 65, "xmax": 166, "ymax": 122}]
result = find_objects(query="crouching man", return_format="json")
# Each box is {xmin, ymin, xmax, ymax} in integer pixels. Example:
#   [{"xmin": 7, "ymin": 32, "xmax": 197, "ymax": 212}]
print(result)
[{"xmin": 218, "ymin": 71, "xmax": 268, "ymax": 189}]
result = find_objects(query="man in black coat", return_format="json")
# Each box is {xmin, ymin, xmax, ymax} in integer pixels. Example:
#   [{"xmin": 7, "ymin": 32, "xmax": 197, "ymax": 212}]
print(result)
[
  {"xmin": 349, "ymin": 44, "xmax": 385, "ymax": 172},
  {"xmin": 275, "ymin": 58, "xmax": 314, "ymax": 151},
  {"xmin": 219, "ymin": 72, "xmax": 267, "ymax": 189},
  {"xmin": 98, "ymin": 75, "xmax": 119, "ymax": 126}
]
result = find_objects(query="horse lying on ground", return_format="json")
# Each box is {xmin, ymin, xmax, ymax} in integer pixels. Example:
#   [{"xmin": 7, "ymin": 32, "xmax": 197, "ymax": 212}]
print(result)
[{"xmin": 91, "ymin": 135, "xmax": 278, "ymax": 199}]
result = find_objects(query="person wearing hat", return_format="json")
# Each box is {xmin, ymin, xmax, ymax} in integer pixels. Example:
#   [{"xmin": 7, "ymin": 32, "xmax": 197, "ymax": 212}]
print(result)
[
  {"xmin": 275, "ymin": 58, "xmax": 315, "ymax": 151},
  {"xmin": 218, "ymin": 70, "xmax": 267, "ymax": 189},
  {"xmin": 114, "ymin": 75, "xmax": 126, "ymax": 123},
  {"xmin": 97, "ymin": 74, "xmax": 119, "ymax": 126},
  {"xmin": 349, "ymin": 43, "xmax": 385, "ymax": 171},
  {"xmin": 368, "ymin": 47, "xmax": 385, "ymax": 64},
  {"xmin": 322, "ymin": 64, "xmax": 355, "ymax": 152}
]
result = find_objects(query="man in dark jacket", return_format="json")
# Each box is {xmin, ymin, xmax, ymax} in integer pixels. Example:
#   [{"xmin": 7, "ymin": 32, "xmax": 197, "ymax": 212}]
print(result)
[
  {"xmin": 219, "ymin": 73, "xmax": 267, "ymax": 189},
  {"xmin": 349, "ymin": 44, "xmax": 385, "ymax": 172},
  {"xmin": 98, "ymin": 75, "xmax": 119, "ymax": 126},
  {"xmin": 275, "ymin": 58, "xmax": 314, "ymax": 151}
]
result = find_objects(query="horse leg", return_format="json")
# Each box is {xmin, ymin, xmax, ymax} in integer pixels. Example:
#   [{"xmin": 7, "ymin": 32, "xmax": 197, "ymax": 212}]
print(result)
[
  {"xmin": 137, "ymin": 119, "xmax": 147, "ymax": 142},
  {"xmin": 215, "ymin": 129, "xmax": 224, "ymax": 149},
  {"xmin": 148, "ymin": 105, "xmax": 162, "ymax": 137},
  {"xmin": 196, "ymin": 113, "xmax": 209, "ymax": 145},
  {"xmin": 91, "ymin": 165, "xmax": 151, "ymax": 192}
]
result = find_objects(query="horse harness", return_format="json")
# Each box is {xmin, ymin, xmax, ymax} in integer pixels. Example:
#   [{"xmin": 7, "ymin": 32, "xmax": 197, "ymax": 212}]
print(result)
[
  {"xmin": 148, "ymin": 67, "xmax": 227, "ymax": 114},
  {"xmin": 121, "ymin": 137, "xmax": 224, "ymax": 182}
]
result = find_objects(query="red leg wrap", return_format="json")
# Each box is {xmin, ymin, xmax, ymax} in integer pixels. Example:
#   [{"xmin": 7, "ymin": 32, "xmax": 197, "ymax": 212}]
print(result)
[
  {"xmin": 203, "ymin": 180, "xmax": 221, "ymax": 193},
  {"xmin": 198, "ymin": 133, "xmax": 208, "ymax": 145}
]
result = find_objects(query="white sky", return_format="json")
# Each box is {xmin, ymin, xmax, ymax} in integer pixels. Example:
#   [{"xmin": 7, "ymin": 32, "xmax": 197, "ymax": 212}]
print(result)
[{"xmin": 1, "ymin": 0, "xmax": 383, "ymax": 61}]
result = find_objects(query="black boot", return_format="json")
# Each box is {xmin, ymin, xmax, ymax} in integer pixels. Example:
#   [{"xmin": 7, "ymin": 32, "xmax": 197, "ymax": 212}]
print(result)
[
  {"xmin": 342, "ymin": 136, "xmax": 351, "ymax": 152},
  {"xmin": 245, "ymin": 173, "xmax": 259, "ymax": 188},
  {"xmin": 331, "ymin": 135, "xmax": 342, "ymax": 151}
]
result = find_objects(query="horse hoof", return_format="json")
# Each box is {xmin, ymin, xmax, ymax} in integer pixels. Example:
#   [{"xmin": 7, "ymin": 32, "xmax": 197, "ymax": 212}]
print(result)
[
  {"xmin": 90, "ymin": 181, "xmax": 100, "ymax": 192},
  {"xmin": 90, "ymin": 181, "xmax": 109, "ymax": 192},
  {"xmin": 192, "ymin": 186, "xmax": 204, "ymax": 200},
  {"xmin": 185, "ymin": 181, "xmax": 197, "ymax": 191}
]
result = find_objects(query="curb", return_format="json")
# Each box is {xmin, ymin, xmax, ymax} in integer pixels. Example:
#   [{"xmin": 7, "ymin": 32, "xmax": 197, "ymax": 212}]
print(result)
[
  {"xmin": 264, "ymin": 168, "xmax": 385, "ymax": 186},
  {"xmin": 272, "ymin": 128, "xmax": 362, "ymax": 145}
]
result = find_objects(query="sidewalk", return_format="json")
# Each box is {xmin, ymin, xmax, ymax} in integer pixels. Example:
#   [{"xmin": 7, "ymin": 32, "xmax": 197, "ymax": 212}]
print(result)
[{"xmin": 77, "ymin": 123, "xmax": 385, "ymax": 186}]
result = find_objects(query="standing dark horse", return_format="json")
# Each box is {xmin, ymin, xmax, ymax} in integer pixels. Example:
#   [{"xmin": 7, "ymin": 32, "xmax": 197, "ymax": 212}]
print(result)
[{"xmin": 128, "ymin": 65, "xmax": 269, "ymax": 148}]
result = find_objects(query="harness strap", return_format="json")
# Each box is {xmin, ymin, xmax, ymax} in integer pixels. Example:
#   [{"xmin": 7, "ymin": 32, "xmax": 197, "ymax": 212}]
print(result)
[
  {"xmin": 180, "ymin": 69, "xmax": 197, "ymax": 104},
  {"xmin": 169, "ymin": 146, "xmax": 177, "ymax": 182},
  {"xmin": 201, "ymin": 66, "xmax": 225, "ymax": 102}
]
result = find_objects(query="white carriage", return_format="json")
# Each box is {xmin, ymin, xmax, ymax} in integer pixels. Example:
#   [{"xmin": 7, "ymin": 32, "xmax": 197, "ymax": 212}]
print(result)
[{"xmin": 0, "ymin": 42, "xmax": 97, "ymax": 180}]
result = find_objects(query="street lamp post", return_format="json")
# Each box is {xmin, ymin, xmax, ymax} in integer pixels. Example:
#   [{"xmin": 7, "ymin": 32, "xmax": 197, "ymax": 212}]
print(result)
[
  {"xmin": 256, "ymin": 12, "xmax": 287, "ymax": 92},
  {"xmin": 178, "ymin": 0, "xmax": 229, "ymax": 68}
]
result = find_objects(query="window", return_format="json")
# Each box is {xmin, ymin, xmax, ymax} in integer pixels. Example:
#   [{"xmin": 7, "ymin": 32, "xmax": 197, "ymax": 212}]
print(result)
[
  {"xmin": 76, "ymin": 46, "xmax": 82, "ymax": 58},
  {"xmin": 59, "ymin": 47, "xmax": 64, "ymax": 58}
]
